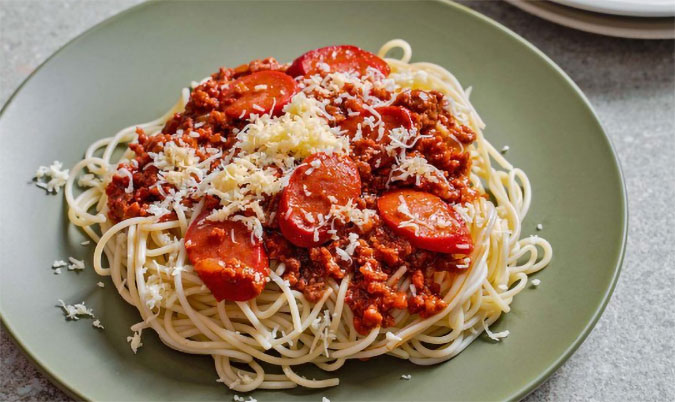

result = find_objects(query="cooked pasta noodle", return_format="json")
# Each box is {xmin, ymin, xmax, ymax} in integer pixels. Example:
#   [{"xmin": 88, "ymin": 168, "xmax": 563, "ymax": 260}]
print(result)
[{"xmin": 65, "ymin": 39, "xmax": 552, "ymax": 391}]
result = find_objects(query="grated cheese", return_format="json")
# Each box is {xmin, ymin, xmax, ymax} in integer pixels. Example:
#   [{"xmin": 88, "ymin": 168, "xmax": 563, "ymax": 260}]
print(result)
[
  {"xmin": 329, "ymin": 200, "xmax": 376, "ymax": 230},
  {"xmin": 127, "ymin": 330, "xmax": 143, "ymax": 354},
  {"xmin": 97, "ymin": 281, "xmax": 105, "ymax": 288},
  {"xmin": 148, "ymin": 204, "xmax": 170, "ymax": 217},
  {"xmin": 67, "ymin": 257, "xmax": 85, "ymax": 271},
  {"xmin": 35, "ymin": 161, "xmax": 69, "ymax": 193},
  {"xmin": 335, "ymin": 247, "xmax": 351, "ymax": 262},
  {"xmin": 385, "ymin": 332, "xmax": 402, "ymax": 342},
  {"xmin": 143, "ymin": 274, "xmax": 170, "ymax": 310},
  {"xmin": 384, "ymin": 127, "xmax": 427, "ymax": 157},
  {"xmin": 57, "ymin": 300, "xmax": 94, "ymax": 320},
  {"xmin": 236, "ymin": 92, "xmax": 348, "ymax": 159},
  {"xmin": 117, "ymin": 168, "xmax": 134, "ymax": 194},
  {"xmin": 531, "ymin": 279, "xmax": 541, "ymax": 287},
  {"xmin": 92, "ymin": 319, "xmax": 104, "ymax": 329},
  {"xmin": 389, "ymin": 155, "xmax": 447, "ymax": 187},
  {"xmin": 77, "ymin": 173, "xmax": 99, "ymax": 188},
  {"xmin": 401, "ymin": 374, "xmax": 412, "ymax": 380},
  {"xmin": 345, "ymin": 233, "xmax": 360, "ymax": 255}
]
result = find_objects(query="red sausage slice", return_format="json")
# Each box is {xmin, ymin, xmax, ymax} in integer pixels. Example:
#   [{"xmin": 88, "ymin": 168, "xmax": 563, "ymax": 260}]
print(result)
[
  {"xmin": 340, "ymin": 106, "xmax": 413, "ymax": 142},
  {"xmin": 377, "ymin": 189, "xmax": 473, "ymax": 254},
  {"xmin": 287, "ymin": 45, "xmax": 390, "ymax": 78},
  {"xmin": 278, "ymin": 153, "xmax": 361, "ymax": 247},
  {"xmin": 224, "ymin": 71, "xmax": 298, "ymax": 119},
  {"xmin": 185, "ymin": 211, "xmax": 269, "ymax": 301}
]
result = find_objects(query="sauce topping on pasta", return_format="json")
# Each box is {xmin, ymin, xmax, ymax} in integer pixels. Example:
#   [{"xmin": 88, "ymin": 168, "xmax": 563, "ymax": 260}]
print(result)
[{"xmin": 105, "ymin": 45, "xmax": 478, "ymax": 334}]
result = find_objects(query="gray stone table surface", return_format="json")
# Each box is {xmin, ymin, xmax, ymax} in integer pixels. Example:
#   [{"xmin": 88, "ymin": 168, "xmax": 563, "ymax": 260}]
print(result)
[{"xmin": 1, "ymin": 1, "xmax": 673, "ymax": 401}]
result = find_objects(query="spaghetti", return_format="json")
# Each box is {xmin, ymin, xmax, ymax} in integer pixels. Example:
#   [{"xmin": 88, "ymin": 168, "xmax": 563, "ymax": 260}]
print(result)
[{"xmin": 65, "ymin": 39, "xmax": 552, "ymax": 391}]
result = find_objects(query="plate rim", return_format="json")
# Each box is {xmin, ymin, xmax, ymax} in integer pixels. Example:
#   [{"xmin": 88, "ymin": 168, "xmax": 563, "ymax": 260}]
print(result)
[
  {"xmin": 550, "ymin": 0, "xmax": 675, "ymax": 18},
  {"xmin": 0, "ymin": 1, "xmax": 628, "ymax": 400},
  {"xmin": 505, "ymin": 0, "xmax": 675, "ymax": 39}
]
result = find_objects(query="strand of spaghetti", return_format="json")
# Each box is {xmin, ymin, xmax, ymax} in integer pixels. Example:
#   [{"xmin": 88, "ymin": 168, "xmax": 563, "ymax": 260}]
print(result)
[
  {"xmin": 331, "ymin": 327, "xmax": 379, "ymax": 359},
  {"xmin": 377, "ymin": 39, "xmax": 412, "ymax": 63},
  {"xmin": 281, "ymin": 365, "xmax": 339, "ymax": 389},
  {"xmin": 172, "ymin": 250, "xmax": 222, "ymax": 342},
  {"xmin": 124, "ymin": 224, "xmax": 141, "ymax": 307},
  {"xmin": 269, "ymin": 287, "xmax": 333, "ymax": 348},
  {"xmin": 223, "ymin": 358, "xmax": 266, "ymax": 392},
  {"xmin": 329, "ymin": 275, "xmax": 350, "ymax": 335},
  {"xmin": 109, "ymin": 232, "xmax": 135, "ymax": 304},
  {"xmin": 314, "ymin": 358, "xmax": 346, "ymax": 372},
  {"xmin": 145, "ymin": 242, "xmax": 181, "ymax": 257},
  {"xmin": 269, "ymin": 269, "xmax": 303, "ymax": 332},
  {"xmin": 161, "ymin": 311, "xmax": 252, "ymax": 357},
  {"xmin": 250, "ymin": 294, "xmax": 287, "ymax": 319},
  {"xmin": 236, "ymin": 301, "xmax": 273, "ymax": 350},
  {"xmin": 92, "ymin": 216, "xmax": 151, "ymax": 275},
  {"xmin": 482, "ymin": 278, "xmax": 511, "ymax": 313},
  {"xmin": 65, "ymin": 157, "xmax": 107, "ymax": 224},
  {"xmin": 201, "ymin": 316, "xmax": 328, "ymax": 366}
]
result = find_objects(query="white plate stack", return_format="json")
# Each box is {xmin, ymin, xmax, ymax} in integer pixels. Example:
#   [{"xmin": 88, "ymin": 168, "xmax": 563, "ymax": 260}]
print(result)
[{"xmin": 504, "ymin": 0, "xmax": 675, "ymax": 39}]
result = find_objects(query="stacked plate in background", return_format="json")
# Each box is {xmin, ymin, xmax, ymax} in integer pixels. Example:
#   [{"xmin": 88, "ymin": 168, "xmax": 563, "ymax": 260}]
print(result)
[{"xmin": 505, "ymin": 0, "xmax": 675, "ymax": 39}]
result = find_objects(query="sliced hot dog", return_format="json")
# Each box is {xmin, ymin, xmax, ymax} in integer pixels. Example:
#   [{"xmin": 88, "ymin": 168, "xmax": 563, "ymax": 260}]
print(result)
[
  {"xmin": 287, "ymin": 45, "xmax": 390, "ymax": 78},
  {"xmin": 278, "ymin": 152, "xmax": 361, "ymax": 247},
  {"xmin": 185, "ymin": 211, "xmax": 269, "ymax": 301},
  {"xmin": 377, "ymin": 189, "xmax": 473, "ymax": 254},
  {"xmin": 224, "ymin": 70, "xmax": 298, "ymax": 119},
  {"xmin": 340, "ymin": 106, "xmax": 413, "ymax": 142}
]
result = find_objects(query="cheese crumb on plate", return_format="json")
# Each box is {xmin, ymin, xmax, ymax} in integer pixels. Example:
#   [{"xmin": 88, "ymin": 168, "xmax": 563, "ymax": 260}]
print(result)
[{"xmin": 35, "ymin": 161, "xmax": 69, "ymax": 193}]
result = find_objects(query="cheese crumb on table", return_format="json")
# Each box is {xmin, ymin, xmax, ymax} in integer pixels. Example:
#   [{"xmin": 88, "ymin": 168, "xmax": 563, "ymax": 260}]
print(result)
[
  {"xmin": 531, "ymin": 279, "xmax": 541, "ymax": 287},
  {"xmin": 500, "ymin": 145, "xmax": 510, "ymax": 153},
  {"xmin": 536, "ymin": 223, "xmax": 543, "ymax": 231},
  {"xmin": 401, "ymin": 374, "xmax": 412, "ymax": 380},
  {"xmin": 97, "ymin": 281, "xmax": 105, "ymax": 288}
]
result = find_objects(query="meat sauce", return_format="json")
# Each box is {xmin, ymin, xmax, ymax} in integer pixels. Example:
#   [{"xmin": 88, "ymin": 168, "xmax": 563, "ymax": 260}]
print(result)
[{"xmin": 105, "ymin": 46, "xmax": 478, "ymax": 335}]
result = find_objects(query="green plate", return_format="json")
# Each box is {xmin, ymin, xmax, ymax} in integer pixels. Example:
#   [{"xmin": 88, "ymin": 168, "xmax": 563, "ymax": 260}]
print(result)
[{"xmin": 0, "ymin": 1, "xmax": 626, "ymax": 400}]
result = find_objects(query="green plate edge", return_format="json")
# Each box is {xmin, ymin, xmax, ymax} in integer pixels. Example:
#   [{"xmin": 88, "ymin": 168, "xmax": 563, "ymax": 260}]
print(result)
[{"xmin": 0, "ymin": 1, "xmax": 628, "ymax": 401}]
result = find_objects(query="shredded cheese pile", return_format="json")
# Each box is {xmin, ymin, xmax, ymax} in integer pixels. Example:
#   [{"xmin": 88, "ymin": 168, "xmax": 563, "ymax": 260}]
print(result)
[{"xmin": 35, "ymin": 161, "xmax": 69, "ymax": 193}]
